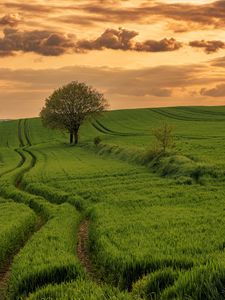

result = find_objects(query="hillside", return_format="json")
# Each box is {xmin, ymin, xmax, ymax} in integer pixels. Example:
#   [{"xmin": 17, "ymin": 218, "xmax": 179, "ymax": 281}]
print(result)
[{"xmin": 1, "ymin": 107, "xmax": 225, "ymax": 299}]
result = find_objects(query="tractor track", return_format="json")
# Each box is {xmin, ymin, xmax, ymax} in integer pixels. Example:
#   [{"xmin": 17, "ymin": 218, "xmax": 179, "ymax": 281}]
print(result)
[
  {"xmin": 20, "ymin": 121, "xmax": 102, "ymax": 291},
  {"xmin": 151, "ymin": 108, "xmax": 225, "ymax": 122},
  {"xmin": 92, "ymin": 119, "xmax": 145, "ymax": 137},
  {"xmin": 0, "ymin": 216, "xmax": 44, "ymax": 300},
  {"xmin": 0, "ymin": 119, "xmax": 45, "ymax": 299},
  {"xmin": 0, "ymin": 119, "xmax": 103, "ymax": 297},
  {"xmin": 77, "ymin": 220, "xmax": 100, "ymax": 283}
]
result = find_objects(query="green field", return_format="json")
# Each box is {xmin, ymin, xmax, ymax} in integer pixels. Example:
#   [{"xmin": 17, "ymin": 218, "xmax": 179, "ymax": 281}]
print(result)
[{"xmin": 1, "ymin": 106, "xmax": 225, "ymax": 299}]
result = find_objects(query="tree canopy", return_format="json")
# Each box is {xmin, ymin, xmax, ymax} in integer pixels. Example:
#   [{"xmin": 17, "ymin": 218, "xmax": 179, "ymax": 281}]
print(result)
[{"xmin": 40, "ymin": 81, "xmax": 108, "ymax": 144}]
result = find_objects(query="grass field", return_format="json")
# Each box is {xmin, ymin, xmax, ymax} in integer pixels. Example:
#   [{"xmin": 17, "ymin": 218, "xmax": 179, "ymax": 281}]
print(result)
[{"xmin": 1, "ymin": 106, "xmax": 225, "ymax": 299}]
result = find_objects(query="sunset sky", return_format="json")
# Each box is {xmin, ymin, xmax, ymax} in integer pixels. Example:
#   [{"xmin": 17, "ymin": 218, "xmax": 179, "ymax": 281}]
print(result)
[{"xmin": 1, "ymin": 0, "xmax": 225, "ymax": 118}]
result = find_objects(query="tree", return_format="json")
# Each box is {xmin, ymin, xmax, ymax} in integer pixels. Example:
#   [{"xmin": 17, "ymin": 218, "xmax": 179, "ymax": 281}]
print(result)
[
  {"xmin": 40, "ymin": 81, "xmax": 108, "ymax": 145},
  {"xmin": 153, "ymin": 123, "xmax": 175, "ymax": 153}
]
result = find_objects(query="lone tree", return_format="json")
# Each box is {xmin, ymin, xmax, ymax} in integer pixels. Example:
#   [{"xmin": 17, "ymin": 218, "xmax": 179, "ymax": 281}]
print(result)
[{"xmin": 40, "ymin": 81, "xmax": 108, "ymax": 145}]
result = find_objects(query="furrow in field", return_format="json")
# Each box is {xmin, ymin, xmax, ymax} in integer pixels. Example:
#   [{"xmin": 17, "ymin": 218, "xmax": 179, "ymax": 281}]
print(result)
[
  {"xmin": 92, "ymin": 120, "xmax": 146, "ymax": 137},
  {"xmin": 24, "ymin": 119, "xmax": 31, "ymax": 147},
  {"xmin": 0, "ymin": 120, "xmax": 45, "ymax": 299},
  {"xmin": 17, "ymin": 120, "xmax": 25, "ymax": 147},
  {"xmin": 20, "ymin": 121, "xmax": 106, "ymax": 291},
  {"xmin": 0, "ymin": 269, "xmax": 10, "ymax": 300},
  {"xmin": 152, "ymin": 108, "xmax": 225, "ymax": 122},
  {"xmin": 77, "ymin": 220, "xmax": 99, "ymax": 282},
  {"xmin": 5, "ymin": 120, "xmax": 91, "ymax": 298},
  {"xmin": 0, "ymin": 149, "xmax": 25, "ymax": 178},
  {"xmin": 0, "ymin": 214, "xmax": 43, "ymax": 300}
]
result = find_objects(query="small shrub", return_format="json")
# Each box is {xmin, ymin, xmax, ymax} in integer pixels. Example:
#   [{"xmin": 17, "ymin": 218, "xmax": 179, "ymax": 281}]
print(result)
[
  {"xmin": 153, "ymin": 124, "xmax": 175, "ymax": 154},
  {"xmin": 94, "ymin": 136, "xmax": 102, "ymax": 146},
  {"xmin": 144, "ymin": 124, "xmax": 175, "ymax": 163}
]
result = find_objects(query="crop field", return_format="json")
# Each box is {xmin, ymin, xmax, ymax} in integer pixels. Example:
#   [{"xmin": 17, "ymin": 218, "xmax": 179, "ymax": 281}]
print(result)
[{"xmin": 1, "ymin": 106, "xmax": 225, "ymax": 299}]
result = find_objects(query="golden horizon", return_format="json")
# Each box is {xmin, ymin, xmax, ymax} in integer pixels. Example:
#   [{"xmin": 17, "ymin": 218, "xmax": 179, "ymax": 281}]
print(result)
[{"xmin": 0, "ymin": 0, "xmax": 225, "ymax": 118}]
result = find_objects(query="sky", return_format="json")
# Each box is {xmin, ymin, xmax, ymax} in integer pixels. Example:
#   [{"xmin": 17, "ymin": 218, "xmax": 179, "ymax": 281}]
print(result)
[{"xmin": 1, "ymin": 0, "xmax": 225, "ymax": 118}]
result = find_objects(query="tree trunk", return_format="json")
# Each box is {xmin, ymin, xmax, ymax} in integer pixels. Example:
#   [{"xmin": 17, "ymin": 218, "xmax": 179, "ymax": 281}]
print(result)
[
  {"xmin": 74, "ymin": 131, "xmax": 79, "ymax": 145},
  {"xmin": 70, "ymin": 133, "xmax": 73, "ymax": 144}
]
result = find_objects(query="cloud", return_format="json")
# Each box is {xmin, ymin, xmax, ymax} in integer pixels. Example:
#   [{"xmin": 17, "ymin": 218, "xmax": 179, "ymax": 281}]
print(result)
[
  {"xmin": 210, "ymin": 56, "xmax": 225, "ymax": 68},
  {"xmin": 76, "ymin": 28, "xmax": 182, "ymax": 52},
  {"xmin": 0, "ymin": 28, "xmax": 76, "ymax": 56},
  {"xmin": 3, "ymin": 3, "xmax": 53, "ymax": 14},
  {"xmin": 75, "ymin": 1, "xmax": 225, "ymax": 30},
  {"xmin": 0, "ymin": 27, "xmax": 182, "ymax": 56},
  {"xmin": 2, "ymin": 1, "xmax": 225, "ymax": 32},
  {"xmin": 201, "ymin": 84, "xmax": 225, "ymax": 97},
  {"xmin": 0, "ymin": 13, "xmax": 21, "ymax": 27},
  {"xmin": 0, "ymin": 63, "xmax": 224, "ymax": 118},
  {"xmin": 0, "ymin": 63, "xmax": 219, "ymax": 96},
  {"xmin": 135, "ymin": 38, "xmax": 182, "ymax": 52},
  {"xmin": 76, "ymin": 28, "xmax": 138, "ymax": 51},
  {"xmin": 189, "ymin": 40, "xmax": 225, "ymax": 53}
]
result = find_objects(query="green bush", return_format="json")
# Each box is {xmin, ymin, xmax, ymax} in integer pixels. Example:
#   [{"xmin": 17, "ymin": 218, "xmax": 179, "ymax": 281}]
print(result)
[{"xmin": 94, "ymin": 136, "xmax": 102, "ymax": 146}]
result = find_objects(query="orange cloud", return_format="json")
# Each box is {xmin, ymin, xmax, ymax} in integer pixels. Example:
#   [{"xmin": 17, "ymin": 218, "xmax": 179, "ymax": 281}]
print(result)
[
  {"xmin": 76, "ymin": 28, "xmax": 182, "ymax": 53},
  {"xmin": 70, "ymin": 1, "xmax": 225, "ymax": 30},
  {"xmin": 201, "ymin": 84, "xmax": 225, "ymax": 97},
  {"xmin": 0, "ymin": 62, "xmax": 224, "ymax": 118},
  {"xmin": 76, "ymin": 28, "xmax": 138, "ymax": 51},
  {"xmin": 2, "ymin": 1, "xmax": 225, "ymax": 32},
  {"xmin": 0, "ymin": 27, "xmax": 184, "ymax": 56},
  {"xmin": 189, "ymin": 40, "xmax": 225, "ymax": 53},
  {"xmin": 211, "ymin": 56, "xmax": 225, "ymax": 68},
  {"xmin": 0, "ymin": 28, "xmax": 76, "ymax": 56},
  {"xmin": 135, "ymin": 38, "xmax": 182, "ymax": 52},
  {"xmin": 0, "ymin": 13, "xmax": 21, "ymax": 27}
]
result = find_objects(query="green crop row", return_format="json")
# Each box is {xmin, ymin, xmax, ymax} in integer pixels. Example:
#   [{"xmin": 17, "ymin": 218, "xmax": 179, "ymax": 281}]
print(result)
[
  {"xmin": 0, "ymin": 120, "xmax": 19, "ymax": 148},
  {"xmin": 26, "ymin": 279, "xmax": 133, "ymax": 300},
  {"xmin": 20, "ymin": 145, "xmax": 225, "ymax": 294},
  {"xmin": 25, "ymin": 182, "xmax": 84, "ymax": 211},
  {"xmin": 8, "ymin": 201, "xmax": 84, "ymax": 299},
  {"xmin": 1, "ymin": 108, "xmax": 225, "ymax": 298},
  {"xmin": 0, "ymin": 127, "xmax": 85, "ymax": 299},
  {"xmin": 132, "ymin": 268, "xmax": 180, "ymax": 299},
  {"xmin": 26, "ymin": 261, "xmax": 225, "ymax": 300},
  {"xmin": 0, "ymin": 148, "xmax": 21, "ymax": 177},
  {"xmin": 19, "ymin": 136, "xmax": 225, "ymax": 293},
  {"xmin": 0, "ymin": 201, "xmax": 36, "ymax": 270}
]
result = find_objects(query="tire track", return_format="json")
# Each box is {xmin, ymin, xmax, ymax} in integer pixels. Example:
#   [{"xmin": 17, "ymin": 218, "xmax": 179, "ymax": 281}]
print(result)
[
  {"xmin": 22, "ymin": 120, "xmax": 102, "ymax": 286},
  {"xmin": 151, "ymin": 108, "xmax": 225, "ymax": 122},
  {"xmin": 16, "ymin": 120, "xmax": 102, "ymax": 295},
  {"xmin": 17, "ymin": 120, "xmax": 103, "ymax": 291},
  {"xmin": 0, "ymin": 120, "xmax": 26, "ymax": 179},
  {"xmin": 77, "ymin": 220, "xmax": 99, "ymax": 283},
  {"xmin": 92, "ymin": 120, "xmax": 146, "ymax": 137},
  {"xmin": 0, "ymin": 120, "xmax": 44, "ymax": 299},
  {"xmin": 18, "ymin": 119, "xmax": 25, "ymax": 147},
  {"xmin": 24, "ymin": 119, "xmax": 31, "ymax": 147},
  {"xmin": 0, "ymin": 216, "xmax": 43, "ymax": 300}
]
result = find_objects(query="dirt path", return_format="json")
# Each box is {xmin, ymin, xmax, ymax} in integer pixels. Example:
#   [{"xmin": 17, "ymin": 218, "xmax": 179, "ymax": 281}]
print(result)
[
  {"xmin": 0, "ymin": 266, "xmax": 10, "ymax": 300},
  {"xmin": 77, "ymin": 220, "xmax": 99, "ymax": 282}
]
